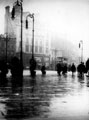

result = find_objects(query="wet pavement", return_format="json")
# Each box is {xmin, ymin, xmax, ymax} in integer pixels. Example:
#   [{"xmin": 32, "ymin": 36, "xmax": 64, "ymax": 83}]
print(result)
[{"xmin": 0, "ymin": 72, "xmax": 89, "ymax": 120}]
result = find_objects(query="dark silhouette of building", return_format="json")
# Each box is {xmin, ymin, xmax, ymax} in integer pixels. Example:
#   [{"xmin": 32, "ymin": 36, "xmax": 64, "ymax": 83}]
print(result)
[{"xmin": 0, "ymin": 35, "xmax": 16, "ymax": 62}]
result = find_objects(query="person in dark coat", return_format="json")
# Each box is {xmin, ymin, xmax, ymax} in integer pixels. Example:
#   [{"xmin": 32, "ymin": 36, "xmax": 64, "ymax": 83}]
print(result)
[
  {"xmin": 56, "ymin": 62, "xmax": 62, "ymax": 75},
  {"xmin": 62, "ymin": 63, "xmax": 67, "ymax": 75},
  {"xmin": 86, "ymin": 58, "xmax": 89, "ymax": 76},
  {"xmin": 10, "ymin": 57, "xmax": 23, "ymax": 77},
  {"xmin": 77, "ymin": 62, "xmax": 85, "ymax": 77},
  {"xmin": 71, "ymin": 63, "xmax": 76, "ymax": 76},
  {"xmin": 29, "ymin": 58, "xmax": 36, "ymax": 76},
  {"xmin": 0, "ymin": 60, "xmax": 8, "ymax": 78},
  {"xmin": 41, "ymin": 65, "xmax": 46, "ymax": 75}
]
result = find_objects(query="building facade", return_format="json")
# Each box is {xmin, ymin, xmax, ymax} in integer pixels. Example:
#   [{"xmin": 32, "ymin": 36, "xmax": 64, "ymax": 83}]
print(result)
[
  {"xmin": 0, "ymin": 35, "xmax": 16, "ymax": 62},
  {"xmin": 4, "ymin": 1, "xmax": 51, "ymax": 68}
]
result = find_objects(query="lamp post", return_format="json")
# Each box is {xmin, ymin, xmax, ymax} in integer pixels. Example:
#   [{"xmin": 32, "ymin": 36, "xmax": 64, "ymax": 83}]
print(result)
[
  {"xmin": 20, "ymin": 0, "xmax": 23, "ymax": 76},
  {"xmin": 26, "ymin": 13, "xmax": 34, "ymax": 59},
  {"xmin": 79, "ymin": 40, "xmax": 83, "ymax": 62},
  {"xmin": 11, "ymin": 0, "xmax": 23, "ymax": 76},
  {"xmin": 26, "ymin": 13, "xmax": 36, "ymax": 76}
]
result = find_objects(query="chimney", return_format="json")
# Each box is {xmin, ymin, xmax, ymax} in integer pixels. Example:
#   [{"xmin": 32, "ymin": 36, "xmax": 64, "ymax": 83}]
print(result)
[
  {"xmin": 5, "ymin": 6, "xmax": 10, "ymax": 15},
  {"xmin": 4, "ymin": 6, "xmax": 10, "ymax": 34}
]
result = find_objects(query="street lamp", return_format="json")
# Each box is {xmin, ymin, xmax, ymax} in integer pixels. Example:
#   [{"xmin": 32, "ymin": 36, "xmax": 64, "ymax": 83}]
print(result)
[
  {"xmin": 26, "ymin": 13, "xmax": 36, "ymax": 76},
  {"xmin": 79, "ymin": 40, "xmax": 83, "ymax": 62},
  {"xmin": 26, "ymin": 13, "xmax": 34, "ymax": 59},
  {"xmin": 11, "ymin": 0, "xmax": 23, "ymax": 76}
]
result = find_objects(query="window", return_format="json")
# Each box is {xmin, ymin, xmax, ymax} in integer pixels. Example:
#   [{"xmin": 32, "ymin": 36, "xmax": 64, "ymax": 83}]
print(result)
[
  {"xmin": 35, "ymin": 40, "xmax": 38, "ymax": 53},
  {"xmin": 25, "ymin": 38, "xmax": 29, "ymax": 52},
  {"xmin": 46, "ymin": 40, "xmax": 48, "ymax": 47},
  {"xmin": 39, "ymin": 46, "xmax": 42, "ymax": 53},
  {"xmin": 46, "ymin": 48, "xmax": 48, "ymax": 54},
  {"xmin": 30, "ymin": 45, "xmax": 32, "ymax": 53},
  {"xmin": 39, "ymin": 40, "xmax": 43, "ymax": 53},
  {"xmin": 35, "ymin": 46, "xmax": 38, "ymax": 53},
  {"xmin": 25, "ymin": 44, "xmax": 29, "ymax": 52}
]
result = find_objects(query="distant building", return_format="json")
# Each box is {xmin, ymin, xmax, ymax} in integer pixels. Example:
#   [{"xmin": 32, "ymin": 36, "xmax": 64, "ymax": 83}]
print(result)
[
  {"xmin": 50, "ymin": 49, "xmax": 63, "ymax": 69},
  {"xmin": 4, "ymin": 1, "xmax": 51, "ymax": 68}
]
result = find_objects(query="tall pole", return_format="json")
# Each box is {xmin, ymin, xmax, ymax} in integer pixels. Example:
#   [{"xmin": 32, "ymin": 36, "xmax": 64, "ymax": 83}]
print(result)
[
  {"xmin": 20, "ymin": 0, "xmax": 23, "ymax": 76},
  {"xmin": 79, "ymin": 40, "xmax": 83, "ymax": 62},
  {"xmin": 26, "ymin": 13, "xmax": 34, "ymax": 59},
  {"xmin": 26, "ymin": 13, "xmax": 36, "ymax": 76},
  {"xmin": 55, "ymin": 49, "xmax": 57, "ymax": 70},
  {"xmin": 81, "ymin": 40, "xmax": 83, "ymax": 62},
  {"xmin": 32, "ymin": 14, "xmax": 34, "ymax": 59},
  {"xmin": 6, "ymin": 35, "xmax": 8, "ymax": 64},
  {"xmin": 11, "ymin": 0, "xmax": 23, "ymax": 77}
]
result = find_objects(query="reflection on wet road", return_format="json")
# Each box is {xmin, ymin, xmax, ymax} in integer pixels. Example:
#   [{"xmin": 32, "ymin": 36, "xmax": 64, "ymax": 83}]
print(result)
[{"xmin": 0, "ymin": 72, "xmax": 89, "ymax": 120}]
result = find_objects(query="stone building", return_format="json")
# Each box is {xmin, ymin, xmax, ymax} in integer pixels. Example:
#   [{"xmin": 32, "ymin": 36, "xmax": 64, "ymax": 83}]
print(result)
[{"xmin": 4, "ymin": 1, "xmax": 51, "ymax": 68}]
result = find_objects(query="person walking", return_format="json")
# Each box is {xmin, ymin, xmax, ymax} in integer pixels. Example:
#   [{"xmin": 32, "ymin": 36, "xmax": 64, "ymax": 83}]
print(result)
[
  {"xmin": 29, "ymin": 58, "xmax": 36, "ymax": 77},
  {"xmin": 77, "ymin": 62, "xmax": 85, "ymax": 77},
  {"xmin": 62, "ymin": 63, "xmax": 67, "ymax": 75},
  {"xmin": 0, "ymin": 60, "xmax": 8, "ymax": 78},
  {"xmin": 10, "ymin": 57, "xmax": 23, "ymax": 77},
  {"xmin": 56, "ymin": 62, "xmax": 62, "ymax": 75},
  {"xmin": 86, "ymin": 58, "xmax": 89, "ymax": 76},
  {"xmin": 71, "ymin": 63, "xmax": 76, "ymax": 76},
  {"xmin": 41, "ymin": 65, "xmax": 46, "ymax": 75}
]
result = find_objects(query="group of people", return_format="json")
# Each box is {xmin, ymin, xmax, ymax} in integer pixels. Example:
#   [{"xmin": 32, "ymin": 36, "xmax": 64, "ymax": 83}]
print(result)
[
  {"xmin": 0, "ymin": 61, "xmax": 8, "ymax": 78},
  {"xmin": 0, "ymin": 57, "xmax": 23, "ymax": 78},
  {"xmin": 1, "ymin": 56, "xmax": 89, "ymax": 78},
  {"xmin": 29, "ymin": 57, "xmax": 46, "ymax": 76},
  {"xmin": 56, "ymin": 59, "xmax": 89, "ymax": 77},
  {"xmin": 56, "ymin": 62, "xmax": 68, "ymax": 75},
  {"xmin": 0, "ymin": 56, "xmax": 46, "ymax": 78}
]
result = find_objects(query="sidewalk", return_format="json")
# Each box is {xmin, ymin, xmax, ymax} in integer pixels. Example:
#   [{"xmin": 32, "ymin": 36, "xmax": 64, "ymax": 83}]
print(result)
[
  {"xmin": 7, "ymin": 69, "xmax": 58, "ymax": 77},
  {"xmin": 7, "ymin": 69, "xmax": 78, "ymax": 78}
]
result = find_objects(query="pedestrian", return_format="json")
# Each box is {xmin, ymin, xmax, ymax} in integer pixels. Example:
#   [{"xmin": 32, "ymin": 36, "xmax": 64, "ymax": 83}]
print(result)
[
  {"xmin": 71, "ymin": 63, "xmax": 76, "ymax": 76},
  {"xmin": 85, "ymin": 58, "xmax": 89, "ymax": 76},
  {"xmin": 29, "ymin": 57, "xmax": 36, "ymax": 77},
  {"xmin": 41, "ymin": 65, "xmax": 46, "ymax": 75},
  {"xmin": 56, "ymin": 62, "xmax": 62, "ymax": 75},
  {"xmin": 62, "ymin": 63, "xmax": 67, "ymax": 75},
  {"xmin": 10, "ymin": 56, "xmax": 23, "ymax": 77},
  {"xmin": 68, "ymin": 64, "xmax": 71, "ymax": 72},
  {"xmin": 77, "ymin": 62, "xmax": 85, "ymax": 77},
  {"xmin": 0, "ymin": 60, "xmax": 8, "ymax": 78}
]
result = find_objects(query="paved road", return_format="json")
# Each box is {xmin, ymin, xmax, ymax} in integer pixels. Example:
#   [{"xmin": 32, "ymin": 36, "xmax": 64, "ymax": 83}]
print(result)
[{"xmin": 0, "ymin": 71, "xmax": 89, "ymax": 120}]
